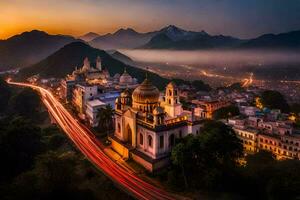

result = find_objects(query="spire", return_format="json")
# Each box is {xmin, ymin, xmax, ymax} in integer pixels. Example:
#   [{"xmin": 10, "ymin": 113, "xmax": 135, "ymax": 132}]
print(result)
[
  {"xmin": 96, "ymin": 56, "xmax": 102, "ymax": 71},
  {"xmin": 145, "ymin": 66, "xmax": 149, "ymax": 80}
]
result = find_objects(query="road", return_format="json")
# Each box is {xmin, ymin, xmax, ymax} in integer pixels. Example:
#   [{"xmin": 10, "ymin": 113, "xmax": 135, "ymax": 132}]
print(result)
[{"xmin": 7, "ymin": 80, "xmax": 179, "ymax": 200}]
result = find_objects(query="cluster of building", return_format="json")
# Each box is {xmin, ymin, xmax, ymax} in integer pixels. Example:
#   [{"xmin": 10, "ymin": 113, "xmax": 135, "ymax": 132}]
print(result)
[
  {"xmin": 228, "ymin": 107, "xmax": 300, "ymax": 160},
  {"xmin": 61, "ymin": 57, "xmax": 138, "ymax": 126},
  {"xmin": 58, "ymin": 57, "xmax": 300, "ymax": 171}
]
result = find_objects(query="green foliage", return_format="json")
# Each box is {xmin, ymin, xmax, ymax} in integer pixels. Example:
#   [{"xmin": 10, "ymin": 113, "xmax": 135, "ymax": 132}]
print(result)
[
  {"xmin": 290, "ymin": 103, "xmax": 300, "ymax": 115},
  {"xmin": 212, "ymin": 105, "xmax": 240, "ymax": 120},
  {"xmin": 96, "ymin": 104, "xmax": 114, "ymax": 135},
  {"xmin": 170, "ymin": 120, "xmax": 243, "ymax": 190},
  {"xmin": 9, "ymin": 88, "xmax": 41, "ymax": 117},
  {"xmin": 260, "ymin": 90, "xmax": 290, "ymax": 112},
  {"xmin": 240, "ymin": 151, "xmax": 300, "ymax": 200},
  {"xmin": 0, "ymin": 117, "xmax": 43, "ymax": 182},
  {"xmin": 191, "ymin": 80, "xmax": 211, "ymax": 92},
  {"xmin": 172, "ymin": 78, "xmax": 211, "ymax": 92}
]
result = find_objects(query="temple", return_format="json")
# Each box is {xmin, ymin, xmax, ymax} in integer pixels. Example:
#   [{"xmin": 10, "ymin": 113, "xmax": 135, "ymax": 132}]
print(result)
[{"xmin": 110, "ymin": 77, "xmax": 203, "ymax": 171}]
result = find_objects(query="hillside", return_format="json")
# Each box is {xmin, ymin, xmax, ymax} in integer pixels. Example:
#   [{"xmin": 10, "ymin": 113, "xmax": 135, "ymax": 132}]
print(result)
[
  {"xmin": 109, "ymin": 50, "xmax": 133, "ymax": 64},
  {"xmin": 18, "ymin": 42, "xmax": 169, "ymax": 89},
  {"xmin": 0, "ymin": 30, "xmax": 77, "ymax": 71}
]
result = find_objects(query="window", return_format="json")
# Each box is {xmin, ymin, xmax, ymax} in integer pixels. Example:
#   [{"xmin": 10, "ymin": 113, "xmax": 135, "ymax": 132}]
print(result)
[
  {"xmin": 117, "ymin": 123, "xmax": 121, "ymax": 133},
  {"xmin": 140, "ymin": 133, "xmax": 144, "ymax": 145},
  {"xmin": 179, "ymin": 130, "xmax": 182, "ymax": 138},
  {"xmin": 169, "ymin": 90, "xmax": 172, "ymax": 96},
  {"xmin": 174, "ymin": 90, "xmax": 177, "ymax": 96},
  {"xmin": 160, "ymin": 135, "xmax": 164, "ymax": 149},
  {"xmin": 169, "ymin": 134, "xmax": 175, "ymax": 147},
  {"xmin": 148, "ymin": 135, "xmax": 153, "ymax": 148},
  {"xmin": 168, "ymin": 99, "xmax": 171, "ymax": 104}
]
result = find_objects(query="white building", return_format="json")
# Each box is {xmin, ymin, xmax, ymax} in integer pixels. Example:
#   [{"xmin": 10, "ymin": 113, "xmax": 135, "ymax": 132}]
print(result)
[
  {"xmin": 72, "ymin": 84, "xmax": 98, "ymax": 114},
  {"xmin": 86, "ymin": 99, "xmax": 107, "ymax": 127},
  {"xmin": 110, "ymin": 79, "xmax": 202, "ymax": 171}
]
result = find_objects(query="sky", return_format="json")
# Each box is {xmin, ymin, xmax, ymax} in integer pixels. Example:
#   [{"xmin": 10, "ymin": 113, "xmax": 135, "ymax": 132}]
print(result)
[{"xmin": 1, "ymin": 0, "xmax": 300, "ymax": 39}]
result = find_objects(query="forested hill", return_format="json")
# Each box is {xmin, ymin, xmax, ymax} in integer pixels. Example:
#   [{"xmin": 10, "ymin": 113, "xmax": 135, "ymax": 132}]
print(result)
[{"xmin": 18, "ymin": 42, "xmax": 169, "ymax": 89}]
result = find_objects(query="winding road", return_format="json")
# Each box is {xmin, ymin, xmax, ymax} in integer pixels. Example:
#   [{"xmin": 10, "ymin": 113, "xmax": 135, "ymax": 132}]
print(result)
[{"xmin": 7, "ymin": 80, "xmax": 180, "ymax": 200}]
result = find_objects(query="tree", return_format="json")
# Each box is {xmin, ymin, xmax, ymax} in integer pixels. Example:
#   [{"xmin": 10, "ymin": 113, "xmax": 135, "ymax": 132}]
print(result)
[
  {"xmin": 0, "ymin": 117, "xmax": 43, "ymax": 182},
  {"xmin": 191, "ymin": 80, "xmax": 211, "ymax": 92},
  {"xmin": 10, "ymin": 88, "xmax": 41, "ymax": 117},
  {"xmin": 212, "ymin": 105, "xmax": 240, "ymax": 120},
  {"xmin": 170, "ymin": 120, "xmax": 243, "ymax": 190},
  {"xmin": 260, "ymin": 90, "xmax": 289, "ymax": 112},
  {"xmin": 96, "ymin": 104, "xmax": 114, "ymax": 136}
]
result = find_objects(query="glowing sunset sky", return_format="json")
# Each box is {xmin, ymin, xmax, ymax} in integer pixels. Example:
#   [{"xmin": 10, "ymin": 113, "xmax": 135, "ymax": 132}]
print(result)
[{"xmin": 1, "ymin": 0, "xmax": 300, "ymax": 39}]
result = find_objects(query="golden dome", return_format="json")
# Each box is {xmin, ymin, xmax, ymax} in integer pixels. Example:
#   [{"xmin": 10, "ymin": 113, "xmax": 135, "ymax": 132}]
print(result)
[{"xmin": 132, "ymin": 78, "xmax": 159, "ymax": 104}]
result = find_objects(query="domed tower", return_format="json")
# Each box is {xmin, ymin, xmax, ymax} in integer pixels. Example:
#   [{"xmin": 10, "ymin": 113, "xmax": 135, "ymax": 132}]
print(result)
[
  {"xmin": 82, "ymin": 57, "xmax": 90, "ymax": 72},
  {"xmin": 164, "ymin": 82, "xmax": 182, "ymax": 117},
  {"xmin": 119, "ymin": 68, "xmax": 133, "ymax": 85},
  {"xmin": 132, "ymin": 78, "xmax": 160, "ymax": 113}
]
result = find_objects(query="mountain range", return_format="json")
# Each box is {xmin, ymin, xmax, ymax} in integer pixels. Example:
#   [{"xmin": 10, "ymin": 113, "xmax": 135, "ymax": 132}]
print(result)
[
  {"xmin": 78, "ymin": 32, "xmax": 100, "ymax": 42},
  {"xmin": 88, "ymin": 25, "xmax": 300, "ymax": 50},
  {"xmin": 18, "ymin": 42, "xmax": 169, "ymax": 89},
  {"xmin": 1, "ymin": 25, "xmax": 300, "ymax": 72},
  {"xmin": 0, "ymin": 30, "xmax": 78, "ymax": 70},
  {"xmin": 90, "ymin": 28, "xmax": 157, "ymax": 50}
]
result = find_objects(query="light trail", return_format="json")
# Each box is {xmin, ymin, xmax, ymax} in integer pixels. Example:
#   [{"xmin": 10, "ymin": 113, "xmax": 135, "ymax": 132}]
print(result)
[{"xmin": 7, "ymin": 79, "xmax": 181, "ymax": 200}]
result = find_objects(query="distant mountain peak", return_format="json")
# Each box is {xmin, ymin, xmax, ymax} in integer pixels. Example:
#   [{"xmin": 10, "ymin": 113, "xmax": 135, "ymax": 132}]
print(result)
[
  {"xmin": 159, "ymin": 25, "xmax": 207, "ymax": 41},
  {"xmin": 84, "ymin": 32, "xmax": 99, "ymax": 37},
  {"xmin": 79, "ymin": 32, "xmax": 100, "ymax": 42},
  {"xmin": 114, "ymin": 28, "xmax": 139, "ymax": 35}
]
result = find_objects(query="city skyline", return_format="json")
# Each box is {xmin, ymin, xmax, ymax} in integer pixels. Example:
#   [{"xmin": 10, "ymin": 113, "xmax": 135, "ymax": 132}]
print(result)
[{"xmin": 1, "ymin": 0, "xmax": 300, "ymax": 39}]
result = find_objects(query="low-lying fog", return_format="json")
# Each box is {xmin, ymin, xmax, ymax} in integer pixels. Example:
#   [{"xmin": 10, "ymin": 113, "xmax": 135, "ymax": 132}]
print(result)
[
  {"xmin": 120, "ymin": 49, "xmax": 300, "ymax": 66},
  {"xmin": 119, "ymin": 49, "xmax": 300, "ymax": 86}
]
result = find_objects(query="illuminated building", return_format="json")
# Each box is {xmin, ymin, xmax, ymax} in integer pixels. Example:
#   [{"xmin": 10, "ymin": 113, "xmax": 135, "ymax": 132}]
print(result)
[
  {"xmin": 86, "ymin": 99, "xmax": 107, "ymax": 127},
  {"xmin": 229, "ymin": 114, "xmax": 300, "ymax": 160},
  {"xmin": 234, "ymin": 127, "xmax": 259, "ymax": 153},
  {"xmin": 192, "ymin": 99, "xmax": 230, "ymax": 119},
  {"xmin": 110, "ymin": 79, "xmax": 202, "ymax": 171},
  {"xmin": 72, "ymin": 84, "xmax": 98, "ymax": 114},
  {"xmin": 116, "ymin": 68, "xmax": 139, "ymax": 89}
]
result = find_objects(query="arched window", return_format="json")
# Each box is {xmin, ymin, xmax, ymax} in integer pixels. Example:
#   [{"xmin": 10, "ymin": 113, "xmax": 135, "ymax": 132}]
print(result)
[
  {"xmin": 169, "ymin": 90, "xmax": 172, "ymax": 96},
  {"xmin": 160, "ymin": 135, "xmax": 164, "ymax": 149},
  {"xmin": 140, "ymin": 133, "xmax": 144, "ymax": 145},
  {"xmin": 117, "ymin": 123, "xmax": 121, "ymax": 133},
  {"xmin": 168, "ymin": 99, "xmax": 171, "ymax": 104},
  {"xmin": 169, "ymin": 134, "xmax": 175, "ymax": 147},
  {"xmin": 148, "ymin": 135, "xmax": 153, "ymax": 148},
  {"xmin": 174, "ymin": 90, "xmax": 177, "ymax": 96}
]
